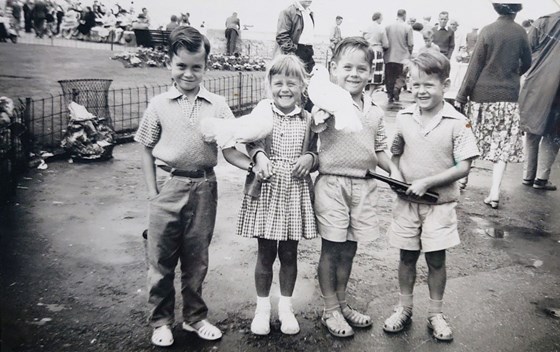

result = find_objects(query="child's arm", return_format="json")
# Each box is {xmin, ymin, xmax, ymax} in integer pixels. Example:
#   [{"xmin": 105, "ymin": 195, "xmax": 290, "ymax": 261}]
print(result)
[
  {"xmin": 406, "ymin": 158, "xmax": 473, "ymax": 197},
  {"xmin": 141, "ymin": 146, "xmax": 158, "ymax": 199},
  {"xmin": 376, "ymin": 151, "xmax": 403, "ymax": 181},
  {"xmin": 222, "ymin": 146, "xmax": 253, "ymax": 171}
]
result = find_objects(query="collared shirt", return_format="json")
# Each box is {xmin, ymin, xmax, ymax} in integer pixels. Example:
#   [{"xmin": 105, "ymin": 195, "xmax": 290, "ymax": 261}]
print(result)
[
  {"xmin": 312, "ymin": 94, "xmax": 388, "ymax": 178},
  {"xmin": 294, "ymin": 1, "xmax": 314, "ymax": 45},
  {"xmin": 134, "ymin": 85, "xmax": 234, "ymax": 170},
  {"xmin": 391, "ymin": 102, "xmax": 480, "ymax": 204}
]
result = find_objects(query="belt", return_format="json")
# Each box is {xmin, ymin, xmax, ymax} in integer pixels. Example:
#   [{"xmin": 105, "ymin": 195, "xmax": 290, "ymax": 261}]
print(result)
[
  {"xmin": 158, "ymin": 165, "xmax": 214, "ymax": 178},
  {"xmin": 297, "ymin": 43, "xmax": 313, "ymax": 47}
]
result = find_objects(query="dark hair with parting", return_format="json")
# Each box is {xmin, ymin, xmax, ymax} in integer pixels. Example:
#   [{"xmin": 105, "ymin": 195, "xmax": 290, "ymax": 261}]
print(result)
[
  {"xmin": 330, "ymin": 36, "xmax": 375, "ymax": 67},
  {"xmin": 372, "ymin": 12, "xmax": 382, "ymax": 21},
  {"xmin": 406, "ymin": 51, "xmax": 450, "ymax": 82},
  {"xmin": 168, "ymin": 26, "xmax": 211, "ymax": 62},
  {"xmin": 492, "ymin": 3, "xmax": 523, "ymax": 15}
]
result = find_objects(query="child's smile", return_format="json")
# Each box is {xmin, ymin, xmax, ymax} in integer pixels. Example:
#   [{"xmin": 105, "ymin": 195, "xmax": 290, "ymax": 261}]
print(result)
[
  {"xmin": 270, "ymin": 74, "xmax": 303, "ymax": 114},
  {"xmin": 410, "ymin": 67, "xmax": 449, "ymax": 115}
]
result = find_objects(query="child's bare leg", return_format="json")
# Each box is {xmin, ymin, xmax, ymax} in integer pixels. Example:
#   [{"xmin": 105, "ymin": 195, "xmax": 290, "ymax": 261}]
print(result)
[
  {"xmin": 398, "ymin": 249, "xmax": 421, "ymax": 294},
  {"xmin": 318, "ymin": 239, "xmax": 354, "ymax": 337},
  {"xmin": 337, "ymin": 241, "xmax": 372, "ymax": 327},
  {"xmin": 425, "ymin": 250, "xmax": 446, "ymax": 301},
  {"xmin": 383, "ymin": 249, "xmax": 419, "ymax": 333},
  {"xmin": 278, "ymin": 240, "xmax": 298, "ymax": 296},
  {"xmin": 277, "ymin": 240, "xmax": 300, "ymax": 334},
  {"xmin": 255, "ymin": 238, "xmax": 278, "ymax": 296},
  {"xmin": 318, "ymin": 239, "xmax": 338, "ymax": 299},
  {"xmin": 251, "ymin": 238, "xmax": 277, "ymax": 335},
  {"xmin": 425, "ymin": 250, "xmax": 453, "ymax": 341}
]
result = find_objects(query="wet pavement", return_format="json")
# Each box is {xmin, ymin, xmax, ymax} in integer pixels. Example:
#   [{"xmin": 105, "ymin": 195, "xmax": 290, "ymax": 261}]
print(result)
[{"xmin": 1, "ymin": 91, "xmax": 559, "ymax": 352}]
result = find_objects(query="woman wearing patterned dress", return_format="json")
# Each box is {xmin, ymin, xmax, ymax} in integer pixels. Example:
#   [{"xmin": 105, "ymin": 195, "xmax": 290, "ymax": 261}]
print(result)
[
  {"xmin": 233, "ymin": 55, "xmax": 318, "ymax": 336},
  {"xmin": 455, "ymin": 1, "xmax": 531, "ymax": 209}
]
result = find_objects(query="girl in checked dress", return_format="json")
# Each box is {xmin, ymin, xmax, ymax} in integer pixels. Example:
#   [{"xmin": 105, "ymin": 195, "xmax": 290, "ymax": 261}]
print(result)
[{"xmin": 234, "ymin": 54, "xmax": 318, "ymax": 336}]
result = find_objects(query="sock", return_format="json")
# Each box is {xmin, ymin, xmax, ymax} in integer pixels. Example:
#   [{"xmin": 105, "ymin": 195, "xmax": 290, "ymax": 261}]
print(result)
[
  {"xmin": 256, "ymin": 296, "xmax": 271, "ymax": 311},
  {"xmin": 428, "ymin": 298, "xmax": 443, "ymax": 317},
  {"xmin": 399, "ymin": 293, "xmax": 414, "ymax": 312},
  {"xmin": 322, "ymin": 294, "xmax": 339, "ymax": 313},
  {"xmin": 278, "ymin": 295, "xmax": 292, "ymax": 312},
  {"xmin": 336, "ymin": 290, "xmax": 348, "ymax": 310}
]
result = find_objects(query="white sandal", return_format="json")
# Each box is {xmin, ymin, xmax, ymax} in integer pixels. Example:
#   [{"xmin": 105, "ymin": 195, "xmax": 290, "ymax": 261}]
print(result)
[
  {"xmin": 250, "ymin": 305, "xmax": 271, "ymax": 335},
  {"xmin": 182, "ymin": 319, "xmax": 222, "ymax": 341},
  {"xmin": 278, "ymin": 306, "xmax": 300, "ymax": 335},
  {"xmin": 151, "ymin": 324, "xmax": 174, "ymax": 346}
]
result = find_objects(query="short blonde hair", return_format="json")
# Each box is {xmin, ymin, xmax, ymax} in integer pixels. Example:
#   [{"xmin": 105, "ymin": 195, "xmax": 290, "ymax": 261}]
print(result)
[{"xmin": 264, "ymin": 55, "xmax": 309, "ymax": 99}]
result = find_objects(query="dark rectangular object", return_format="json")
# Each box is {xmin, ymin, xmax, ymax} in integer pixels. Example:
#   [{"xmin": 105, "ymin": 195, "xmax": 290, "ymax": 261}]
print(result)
[{"xmin": 366, "ymin": 170, "xmax": 439, "ymax": 204}]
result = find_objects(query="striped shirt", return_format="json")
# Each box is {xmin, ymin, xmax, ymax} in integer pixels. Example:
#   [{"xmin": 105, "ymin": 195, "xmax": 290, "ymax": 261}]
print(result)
[
  {"xmin": 134, "ymin": 85, "xmax": 234, "ymax": 170},
  {"xmin": 391, "ymin": 102, "xmax": 480, "ymax": 204}
]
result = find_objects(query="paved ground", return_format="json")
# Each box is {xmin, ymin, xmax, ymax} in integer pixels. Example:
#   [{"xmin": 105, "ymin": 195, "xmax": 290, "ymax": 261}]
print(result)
[{"xmin": 1, "ymin": 90, "xmax": 559, "ymax": 351}]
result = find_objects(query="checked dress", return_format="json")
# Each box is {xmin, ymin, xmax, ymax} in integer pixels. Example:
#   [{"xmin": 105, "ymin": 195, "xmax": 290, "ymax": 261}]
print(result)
[{"xmin": 236, "ymin": 106, "xmax": 317, "ymax": 241}]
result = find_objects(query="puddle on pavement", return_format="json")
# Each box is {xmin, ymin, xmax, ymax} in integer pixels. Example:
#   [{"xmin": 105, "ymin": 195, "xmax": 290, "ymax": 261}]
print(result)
[{"xmin": 469, "ymin": 216, "xmax": 560, "ymax": 271}]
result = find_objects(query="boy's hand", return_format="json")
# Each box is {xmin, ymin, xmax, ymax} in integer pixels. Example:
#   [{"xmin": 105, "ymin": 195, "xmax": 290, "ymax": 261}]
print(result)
[
  {"xmin": 292, "ymin": 154, "xmax": 313, "ymax": 178},
  {"xmin": 390, "ymin": 170, "xmax": 404, "ymax": 183},
  {"xmin": 254, "ymin": 152, "xmax": 274, "ymax": 181},
  {"xmin": 311, "ymin": 106, "xmax": 332, "ymax": 125},
  {"xmin": 406, "ymin": 178, "xmax": 431, "ymax": 197}
]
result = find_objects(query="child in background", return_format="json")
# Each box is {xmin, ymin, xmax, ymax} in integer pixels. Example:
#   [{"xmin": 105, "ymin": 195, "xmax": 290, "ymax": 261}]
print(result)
[
  {"xmin": 233, "ymin": 54, "xmax": 318, "ymax": 336},
  {"xmin": 382, "ymin": 51, "xmax": 479, "ymax": 341},
  {"xmin": 135, "ymin": 26, "xmax": 247, "ymax": 347},
  {"xmin": 312, "ymin": 37, "xmax": 401, "ymax": 337},
  {"xmin": 418, "ymin": 29, "xmax": 441, "ymax": 55}
]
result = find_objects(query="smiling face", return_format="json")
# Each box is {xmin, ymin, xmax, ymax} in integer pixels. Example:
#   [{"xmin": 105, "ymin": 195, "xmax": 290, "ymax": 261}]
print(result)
[
  {"xmin": 410, "ymin": 66, "xmax": 449, "ymax": 115},
  {"xmin": 169, "ymin": 46, "xmax": 207, "ymax": 97},
  {"xmin": 330, "ymin": 48, "xmax": 371, "ymax": 99},
  {"xmin": 270, "ymin": 74, "xmax": 303, "ymax": 114}
]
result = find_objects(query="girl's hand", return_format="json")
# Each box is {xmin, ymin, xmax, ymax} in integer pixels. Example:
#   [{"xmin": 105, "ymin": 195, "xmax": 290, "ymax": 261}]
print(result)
[
  {"xmin": 254, "ymin": 152, "xmax": 273, "ymax": 181},
  {"xmin": 292, "ymin": 154, "xmax": 313, "ymax": 178},
  {"xmin": 311, "ymin": 106, "xmax": 332, "ymax": 125},
  {"xmin": 406, "ymin": 178, "xmax": 430, "ymax": 197}
]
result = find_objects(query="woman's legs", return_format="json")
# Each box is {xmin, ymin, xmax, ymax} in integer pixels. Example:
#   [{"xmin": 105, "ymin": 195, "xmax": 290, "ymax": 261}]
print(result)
[{"xmin": 487, "ymin": 160, "xmax": 507, "ymax": 201}]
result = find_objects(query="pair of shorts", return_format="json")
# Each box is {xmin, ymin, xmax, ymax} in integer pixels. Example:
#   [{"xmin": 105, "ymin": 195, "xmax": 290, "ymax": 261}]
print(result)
[
  {"xmin": 314, "ymin": 174, "xmax": 379, "ymax": 243},
  {"xmin": 388, "ymin": 198, "xmax": 460, "ymax": 252}
]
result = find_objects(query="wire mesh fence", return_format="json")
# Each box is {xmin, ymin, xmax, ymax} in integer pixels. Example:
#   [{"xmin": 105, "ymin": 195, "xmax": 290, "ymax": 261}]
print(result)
[{"xmin": 1, "ymin": 72, "xmax": 265, "ymax": 202}]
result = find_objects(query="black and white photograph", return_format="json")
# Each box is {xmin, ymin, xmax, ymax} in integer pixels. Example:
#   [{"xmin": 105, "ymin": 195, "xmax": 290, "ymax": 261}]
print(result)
[{"xmin": 1, "ymin": 0, "xmax": 559, "ymax": 351}]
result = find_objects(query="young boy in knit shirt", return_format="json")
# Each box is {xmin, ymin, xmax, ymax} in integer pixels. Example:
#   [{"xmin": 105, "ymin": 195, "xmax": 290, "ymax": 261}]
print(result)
[
  {"xmin": 312, "ymin": 37, "xmax": 401, "ymax": 337},
  {"xmin": 135, "ymin": 26, "xmax": 247, "ymax": 346},
  {"xmin": 382, "ymin": 51, "xmax": 479, "ymax": 341}
]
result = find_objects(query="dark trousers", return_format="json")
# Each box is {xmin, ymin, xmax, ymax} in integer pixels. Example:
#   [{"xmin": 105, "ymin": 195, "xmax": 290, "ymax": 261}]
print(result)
[
  {"xmin": 147, "ymin": 170, "xmax": 218, "ymax": 327},
  {"xmin": 385, "ymin": 62, "xmax": 404, "ymax": 100},
  {"xmin": 295, "ymin": 44, "xmax": 315, "ymax": 73},
  {"xmin": 225, "ymin": 28, "xmax": 238, "ymax": 55},
  {"xmin": 295, "ymin": 44, "xmax": 315, "ymax": 111}
]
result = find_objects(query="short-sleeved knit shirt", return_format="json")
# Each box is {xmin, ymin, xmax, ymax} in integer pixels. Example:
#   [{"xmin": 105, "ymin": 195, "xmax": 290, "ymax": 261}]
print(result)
[
  {"xmin": 134, "ymin": 85, "xmax": 234, "ymax": 170},
  {"xmin": 312, "ymin": 94, "xmax": 388, "ymax": 178},
  {"xmin": 391, "ymin": 102, "xmax": 480, "ymax": 204}
]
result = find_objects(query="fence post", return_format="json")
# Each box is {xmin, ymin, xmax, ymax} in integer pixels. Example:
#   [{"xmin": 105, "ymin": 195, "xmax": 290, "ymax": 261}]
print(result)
[
  {"xmin": 238, "ymin": 71, "xmax": 243, "ymax": 113},
  {"xmin": 21, "ymin": 97, "xmax": 33, "ymax": 162}
]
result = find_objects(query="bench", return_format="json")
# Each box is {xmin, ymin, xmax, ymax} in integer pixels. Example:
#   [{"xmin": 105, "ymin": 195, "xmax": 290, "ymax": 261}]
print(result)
[{"xmin": 133, "ymin": 29, "xmax": 171, "ymax": 50}]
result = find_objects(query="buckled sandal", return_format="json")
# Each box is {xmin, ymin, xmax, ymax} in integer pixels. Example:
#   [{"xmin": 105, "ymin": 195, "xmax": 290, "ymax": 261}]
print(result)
[
  {"xmin": 383, "ymin": 306, "xmax": 412, "ymax": 333},
  {"xmin": 321, "ymin": 310, "xmax": 354, "ymax": 337},
  {"xmin": 151, "ymin": 325, "xmax": 174, "ymax": 347},
  {"xmin": 427, "ymin": 314, "xmax": 453, "ymax": 341},
  {"xmin": 341, "ymin": 305, "xmax": 372, "ymax": 328},
  {"xmin": 182, "ymin": 319, "xmax": 222, "ymax": 341}
]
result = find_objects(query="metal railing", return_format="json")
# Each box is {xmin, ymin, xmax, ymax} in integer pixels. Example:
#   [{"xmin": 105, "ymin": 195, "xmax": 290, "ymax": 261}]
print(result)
[{"xmin": 1, "ymin": 72, "xmax": 265, "ymax": 202}]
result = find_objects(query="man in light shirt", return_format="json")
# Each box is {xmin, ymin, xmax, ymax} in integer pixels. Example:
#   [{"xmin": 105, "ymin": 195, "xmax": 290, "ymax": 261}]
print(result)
[{"xmin": 276, "ymin": 0, "xmax": 315, "ymax": 73}]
